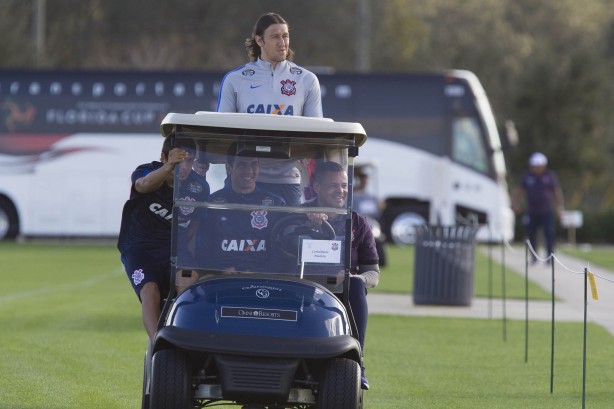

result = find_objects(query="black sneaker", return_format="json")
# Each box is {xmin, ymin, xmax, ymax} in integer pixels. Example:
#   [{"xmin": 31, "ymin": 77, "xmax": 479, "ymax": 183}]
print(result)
[{"xmin": 361, "ymin": 367, "xmax": 370, "ymax": 390}]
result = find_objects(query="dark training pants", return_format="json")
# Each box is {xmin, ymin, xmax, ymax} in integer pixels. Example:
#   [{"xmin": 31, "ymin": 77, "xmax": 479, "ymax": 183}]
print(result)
[
  {"xmin": 526, "ymin": 212, "xmax": 555, "ymax": 261},
  {"xmin": 348, "ymin": 275, "xmax": 369, "ymax": 351}
]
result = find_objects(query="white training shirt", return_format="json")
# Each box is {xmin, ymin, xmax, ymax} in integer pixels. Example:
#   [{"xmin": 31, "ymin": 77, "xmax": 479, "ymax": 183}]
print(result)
[
  {"xmin": 216, "ymin": 59, "xmax": 323, "ymax": 184},
  {"xmin": 216, "ymin": 59, "xmax": 323, "ymax": 118}
]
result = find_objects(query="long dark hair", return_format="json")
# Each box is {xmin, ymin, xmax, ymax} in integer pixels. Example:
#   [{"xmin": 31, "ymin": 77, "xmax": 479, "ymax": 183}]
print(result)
[{"xmin": 244, "ymin": 12, "xmax": 295, "ymax": 62}]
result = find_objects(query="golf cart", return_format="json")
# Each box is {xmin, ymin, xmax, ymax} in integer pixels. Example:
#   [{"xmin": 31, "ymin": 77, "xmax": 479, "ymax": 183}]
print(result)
[{"xmin": 142, "ymin": 112, "xmax": 368, "ymax": 409}]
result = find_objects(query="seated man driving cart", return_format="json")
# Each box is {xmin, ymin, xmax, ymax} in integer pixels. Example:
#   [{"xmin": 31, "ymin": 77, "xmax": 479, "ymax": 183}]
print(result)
[{"xmin": 304, "ymin": 160, "xmax": 380, "ymax": 390}]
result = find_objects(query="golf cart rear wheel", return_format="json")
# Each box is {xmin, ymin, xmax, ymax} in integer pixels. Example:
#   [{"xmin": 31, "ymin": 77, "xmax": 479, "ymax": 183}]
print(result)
[
  {"xmin": 150, "ymin": 349, "xmax": 191, "ymax": 409},
  {"xmin": 317, "ymin": 358, "xmax": 362, "ymax": 409}
]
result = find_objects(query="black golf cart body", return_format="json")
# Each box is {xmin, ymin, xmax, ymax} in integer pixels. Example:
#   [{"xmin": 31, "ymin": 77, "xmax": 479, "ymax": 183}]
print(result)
[{"xmin": 143, "ymin": 111, "xmax": 368, "ymax": 409}]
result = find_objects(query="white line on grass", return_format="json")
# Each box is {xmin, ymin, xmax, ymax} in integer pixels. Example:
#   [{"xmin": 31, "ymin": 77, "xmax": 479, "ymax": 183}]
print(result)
[{"xmin": 0, "ymin": 267, "xmax": 125, "ymax": 304}]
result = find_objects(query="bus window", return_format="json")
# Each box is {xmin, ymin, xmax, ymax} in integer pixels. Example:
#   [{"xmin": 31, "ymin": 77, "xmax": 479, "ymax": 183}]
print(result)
[{"xmin": 451, "ymin": 116, "xmax": 488, "ymax": 173}]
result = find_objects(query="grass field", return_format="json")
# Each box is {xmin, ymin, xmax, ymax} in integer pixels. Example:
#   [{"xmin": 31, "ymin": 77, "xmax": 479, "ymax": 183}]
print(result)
[{"xmin": 1, "ymin": 241, "xmax": 612, "ymax": 408}]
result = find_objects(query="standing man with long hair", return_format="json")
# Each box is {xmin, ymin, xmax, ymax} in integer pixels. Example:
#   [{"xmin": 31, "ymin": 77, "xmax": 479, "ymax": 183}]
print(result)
[{"xmin": 217, "ymin": 12, "xmax": 323, "ymax": 205}]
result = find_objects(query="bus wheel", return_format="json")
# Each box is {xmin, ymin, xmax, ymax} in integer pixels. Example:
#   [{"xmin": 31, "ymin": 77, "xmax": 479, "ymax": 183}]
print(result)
[
  {"xmin": 0, "ymin": 197, "xmax": 19, "ymax": 240},
  {"xmin": 389, "ymin": 210, "xmax": 426, "ymax": 245}
]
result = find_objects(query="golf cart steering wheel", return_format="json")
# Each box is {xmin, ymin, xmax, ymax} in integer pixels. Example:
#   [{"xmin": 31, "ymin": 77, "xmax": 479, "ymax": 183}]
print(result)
[{"xmin": 271, "ymin": 214, "xmax": 336, "ymax": 259}]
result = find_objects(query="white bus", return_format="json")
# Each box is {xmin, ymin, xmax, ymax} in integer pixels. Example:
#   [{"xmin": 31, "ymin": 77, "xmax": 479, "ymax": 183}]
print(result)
[
  {"xmin": 0, "ymin": 69, "xmax": 514, "ymax": 242},
  {"xmin": 323, "ymin": 70, "xmax": 517, "ymax": 243}
]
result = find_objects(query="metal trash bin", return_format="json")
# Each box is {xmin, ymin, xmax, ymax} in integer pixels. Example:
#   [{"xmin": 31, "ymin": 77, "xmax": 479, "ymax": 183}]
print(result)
[{"xmin": 413, "ymin": 225, "xmax": 479, "ymax": 306}]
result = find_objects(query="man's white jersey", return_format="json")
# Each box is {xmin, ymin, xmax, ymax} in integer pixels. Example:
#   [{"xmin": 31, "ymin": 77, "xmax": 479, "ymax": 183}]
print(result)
[{"xmin": 216, "ymin": 59, "xmax": 323, "ymax": 118}]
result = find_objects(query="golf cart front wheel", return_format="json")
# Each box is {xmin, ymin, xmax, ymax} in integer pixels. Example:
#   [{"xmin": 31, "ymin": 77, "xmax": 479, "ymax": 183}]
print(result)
[
  {"xmin": 150, "ymin": 349, "xmax": 191, "ymax": 409},
  {"xmin": 317, "ymin": 358, "xmax": 362, "ymax": 409}
]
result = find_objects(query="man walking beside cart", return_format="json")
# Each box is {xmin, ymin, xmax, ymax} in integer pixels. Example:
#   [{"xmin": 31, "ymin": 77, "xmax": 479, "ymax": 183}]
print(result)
[{"xmin": 118, "ymin": 138, "xmax": 209, "ymax": 340}]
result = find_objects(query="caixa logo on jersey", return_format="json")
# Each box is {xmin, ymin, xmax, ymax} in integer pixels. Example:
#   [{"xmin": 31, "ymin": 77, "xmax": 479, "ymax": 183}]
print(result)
[
  {"xmin": 246, "ymin": 104, "xmax": 294, "ymax": 115},
  {"xmin": 149, "ymin": 203, "xmax": 173, "ymax": 221},
  {"xmin": 221, "ymin": 239, "xmax": 266, "ymax": 252}
]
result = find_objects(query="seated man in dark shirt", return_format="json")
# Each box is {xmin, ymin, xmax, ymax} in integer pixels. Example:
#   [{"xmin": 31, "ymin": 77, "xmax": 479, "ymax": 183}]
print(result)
[{"xmin": 199, "ymin": 143, "xmax": 285, "ymax": 272}]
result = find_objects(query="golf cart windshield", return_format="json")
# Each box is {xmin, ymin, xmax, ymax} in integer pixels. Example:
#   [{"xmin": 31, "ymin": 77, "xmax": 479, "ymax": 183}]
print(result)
[{"xmin": 165, "ymin": 112, "xmax": 367, "ymax": 293}]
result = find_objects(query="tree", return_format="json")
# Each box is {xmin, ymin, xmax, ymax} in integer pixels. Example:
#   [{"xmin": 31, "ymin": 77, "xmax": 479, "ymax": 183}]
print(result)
[
  {"xmin": 2, "ymin": 0, "xmax": 614, "ymax": 217},
  {"xmin": 0, "ymin": 0, "xmax": 37, "ymax": 67}
]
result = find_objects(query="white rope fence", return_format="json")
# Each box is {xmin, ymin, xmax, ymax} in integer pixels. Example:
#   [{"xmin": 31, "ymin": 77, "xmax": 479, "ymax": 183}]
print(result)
[
  {"xmin": 491, "ymin": 236, "xmax": 611, "ymax": 408},
  {"xmin": 504, "ymin": 238, "xmax": 614, "ymax": 284}
]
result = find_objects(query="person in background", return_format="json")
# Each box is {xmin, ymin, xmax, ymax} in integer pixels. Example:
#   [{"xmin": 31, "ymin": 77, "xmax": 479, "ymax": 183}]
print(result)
[
  {"xmin": 512, "ymin": 152, "xmax": 565, "ymax": 264},
  {"xmin": 307, "ymin": 161, "xmax": 380, "ymax": 390},
  {"xmin": 117, "ymin": 137, "xmax": 208, "ymax": 340},
  {"xmin": 217, "ymin": 12, "xmax": 323, "ymax": 205}
]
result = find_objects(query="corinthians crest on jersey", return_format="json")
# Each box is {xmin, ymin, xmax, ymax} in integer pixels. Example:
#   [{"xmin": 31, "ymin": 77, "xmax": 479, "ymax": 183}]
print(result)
[
  {"xmin": 280, "ymin": 79, "xmax": 297, "ymax": 96},
  {"xmin": 251, "ymin": 210, "xmax": 268, "ymax": 229}
]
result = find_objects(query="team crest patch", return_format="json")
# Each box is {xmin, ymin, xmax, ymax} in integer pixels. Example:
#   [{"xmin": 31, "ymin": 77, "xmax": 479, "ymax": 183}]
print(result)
[
  {"xmin": 132, "ymin": 269, "xmax": 145, "ymax": 285},
  {"xmin": 289, "ymin": 67, "xmax": 303, "ymax": 75},
  {"xmin": 178, "ymin": 196, "xmax": 196, "ymax": 215},
  {"xmin": 188, "ymin": 181, "xmax": 202, "ymax": 194},
  {"xmin": 242, "ymin": 69, "xmax": 255, "ymax": 77},
  {"xmin": 280, "ymin": 79, "xmax": 297, "ymax": 96},
  {"xmin": 332, "ymin": 242, "xmax": 339, "ymax": 251},
  {"xmin": 251, "ymin": 210, "xmax": 268, "ymax": 229}
]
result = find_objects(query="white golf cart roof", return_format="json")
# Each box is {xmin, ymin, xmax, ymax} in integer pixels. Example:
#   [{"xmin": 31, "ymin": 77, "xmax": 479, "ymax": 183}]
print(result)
[{"xmin": 161, "ymin": 111, "xmax": 367, "ymax": 147}]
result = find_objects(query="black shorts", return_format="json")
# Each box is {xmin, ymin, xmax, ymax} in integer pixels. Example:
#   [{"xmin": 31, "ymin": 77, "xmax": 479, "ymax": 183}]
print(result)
[{"xmin": 121, "ymin": 252, "xmax": 171, "ymax": 302}]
